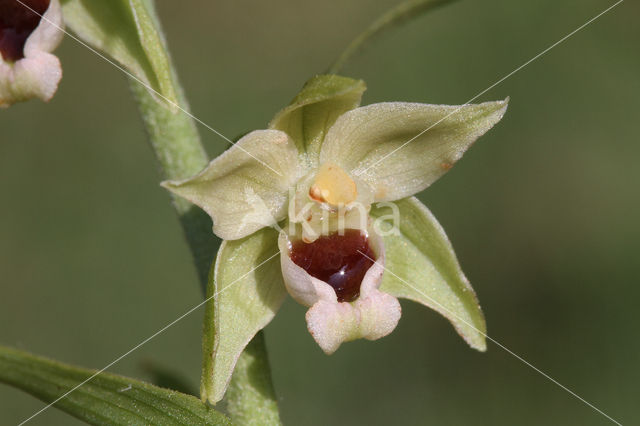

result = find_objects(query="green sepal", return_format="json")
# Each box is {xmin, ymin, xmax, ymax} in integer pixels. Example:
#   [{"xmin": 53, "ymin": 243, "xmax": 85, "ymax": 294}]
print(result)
[
  {"xmin": 162, "ymin": 130, "xmax": 300, "ymax": 241},
  {"xmin": 320, "ymin": 99, "xmax": 509, "ymax": 202},
  {"xmin": 269, "ymin": 74, "xmax": 366, "ymax": 166},
  {"xmin": 371, "ymin": 197, "xmax": 487, "ymax": 351},
  {"xmin": 201, "ymin": 227, "xmax": 286, "ymax": 404},
  {"xmin": 0, "ymin": 345, "xmax": 230, "ymax": 425},
  {"xmin": 61, "ymin": 0, "xmax": 178, "ymax": 105}
]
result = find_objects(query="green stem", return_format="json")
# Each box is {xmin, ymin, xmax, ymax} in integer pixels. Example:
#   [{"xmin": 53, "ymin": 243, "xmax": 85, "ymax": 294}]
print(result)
[
  {"xmin": 226, "ymin": 332, "xmax": 281, "ymax": 425},
  {"xmin": 129, "ymin": 81, "xmax": 218, "ymax": 288},
  {"xmin": 327, "ymin": 0, "xmax": 459, "ymax": 74},
  {"xmin": 129, "ymin": 2, "xmax": 280, "ymax": 423}
]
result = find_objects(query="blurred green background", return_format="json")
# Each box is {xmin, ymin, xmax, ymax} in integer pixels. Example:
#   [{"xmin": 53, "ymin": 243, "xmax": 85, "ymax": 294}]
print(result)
[{"xmin": 1, "ymin": 0, "xmax": 638, "ymax": 424}]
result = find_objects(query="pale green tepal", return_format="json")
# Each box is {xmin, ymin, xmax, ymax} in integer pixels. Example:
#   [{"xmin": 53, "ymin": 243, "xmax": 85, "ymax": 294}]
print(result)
[{"xmin": 162, "ymin": 75, "xmax": 508, "ymax": 404}]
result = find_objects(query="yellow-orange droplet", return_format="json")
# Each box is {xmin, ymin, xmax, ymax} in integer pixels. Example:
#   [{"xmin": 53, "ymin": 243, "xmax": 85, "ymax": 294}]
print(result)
[{"xmin": 308, "ymin": 163, "xmax": 357, "ymax": 206}]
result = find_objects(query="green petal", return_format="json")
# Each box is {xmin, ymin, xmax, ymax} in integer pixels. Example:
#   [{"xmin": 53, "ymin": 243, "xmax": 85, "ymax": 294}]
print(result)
[
  {"xmin": 270, "ymin": 74, "xmax": 366, "ymax": 166},
  {"xmin": 201, "ymin": 228, "xmax": 286, "ymax": 404},
  {"xmin": 371, "ymin": 197, "xmax": 487, "ymax": 351},
  {"xmin": 162, "ymin": 130, "xmax": 300, "ymax": 240},
  {"xmin": 320, "ymin": 99, "xmax": 508, "ymax": 201},
  {"xmin": 0, "ymin": 345, "xmax": 230, "ymax": 425},
  {"xmin": 61, "ymin": 0, "xmax": 178, "ymax": 104}
]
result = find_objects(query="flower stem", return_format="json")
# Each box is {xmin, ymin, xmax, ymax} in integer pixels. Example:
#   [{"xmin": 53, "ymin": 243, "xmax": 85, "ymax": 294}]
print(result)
[
  {"xmin": 226, "ymin": 332, "xmax": 281, "ymax": 425},
  {"xmin": 128, "ymin": 2, "xmax": 280, "ymax": 423},
  {"xmin": 129, "ymin": 80, "xmax": 217, "ymax": 288},
  {"xmin": 327, "ymin": 0, "xmax": 459, "ymax": 74}
]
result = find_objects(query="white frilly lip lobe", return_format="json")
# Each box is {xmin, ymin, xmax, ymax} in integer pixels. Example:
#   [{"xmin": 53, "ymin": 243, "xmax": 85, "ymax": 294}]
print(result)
[
  {"xmin": 0, "ymin": 0, "xmax": 64, "ymax": 107},
  {"xmin": 279, "ymin": 225, "xmax": 401, "ymax": 354}
]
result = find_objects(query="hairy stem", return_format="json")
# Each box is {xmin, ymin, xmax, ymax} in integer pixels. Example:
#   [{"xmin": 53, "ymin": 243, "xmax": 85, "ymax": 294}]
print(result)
[
  {"xmin": 129, "ymin": 80, "xmax": 218, "ymax": 287},
  {"xmin": 226, "ymin": 332, "xmax": 281, "ymax": 425},
  {"xmin": 129, "ymin": 2, "xmax": 280, "ymax": 423}
]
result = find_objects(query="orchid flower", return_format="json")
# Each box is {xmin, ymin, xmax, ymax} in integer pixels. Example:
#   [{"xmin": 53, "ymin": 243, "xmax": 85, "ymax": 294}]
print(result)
[
  {"xmin": 163, "ymin": 75, "xmax": 508, "ymax": 404},
  {"xmin": 0, "ymin": 0, "xmax": 63, "ymax": 107}
]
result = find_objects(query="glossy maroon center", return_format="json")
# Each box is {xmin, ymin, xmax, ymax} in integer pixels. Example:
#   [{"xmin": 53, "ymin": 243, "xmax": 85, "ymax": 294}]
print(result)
[
  {"xmin": 290, "ymin": 229, "xmax": 375, "ymax": 303},
  {"xmin": 0, "ymin": 0, "xmax": 50, "ymax": 61}
]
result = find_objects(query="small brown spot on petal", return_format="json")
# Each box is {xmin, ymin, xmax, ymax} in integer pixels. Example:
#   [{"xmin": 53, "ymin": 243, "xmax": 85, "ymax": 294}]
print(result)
[
  {"xmin": 375, "ymin": 186, "xmax": 387, "ymax": 200},
  {"xmin": 440, "ymin": 162, "xmax": 453, "ymax": 170}
]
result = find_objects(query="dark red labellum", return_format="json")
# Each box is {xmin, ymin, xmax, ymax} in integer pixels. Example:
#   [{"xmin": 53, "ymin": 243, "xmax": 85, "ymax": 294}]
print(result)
[
  {"xmin": 0, "ymin": 0, "xmax": 50, "ymax": 61},
  {"xmin": 290, "ymin": 229, "xmax": 375, "ymax": 303}
]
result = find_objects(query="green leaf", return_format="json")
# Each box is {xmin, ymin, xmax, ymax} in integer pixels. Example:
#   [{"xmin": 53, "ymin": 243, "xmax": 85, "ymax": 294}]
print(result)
[
  {"xmin": 61, "ymin": 0, "xmax": 178, "ymax": 104},
  {"xmin": 0, "ymin": 345, "xmax": 230, "ymax": 425},
  {"xmin": 371, "ymin": 197, "xmax": 487, "ymax": 351},
  {"xmin": 128, "ymin": 0, "xmax": 178, "ymax": 105},
  {"xmin": 269, "ymin": 74, "xmax": 366, "ymax": 166},
  {"xmin": 201, "ymin": 227, "xmax": 286, "ymax": 405},
  {"xmin": 320, "ymin": 99, "xmax": 508, "ymax": 202}
]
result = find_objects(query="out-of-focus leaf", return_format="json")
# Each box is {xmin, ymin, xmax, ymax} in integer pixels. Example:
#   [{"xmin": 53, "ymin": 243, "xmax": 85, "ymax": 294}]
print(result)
[
  {"xmin": 371, "ymin": 197, "xmax": 487, "ymax": 350},
  {"xmin": 0, "ymin": 345, "xmax": 230, "ymax": 425}
]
